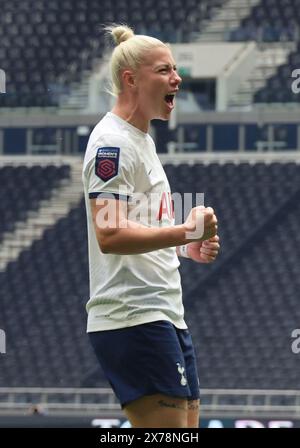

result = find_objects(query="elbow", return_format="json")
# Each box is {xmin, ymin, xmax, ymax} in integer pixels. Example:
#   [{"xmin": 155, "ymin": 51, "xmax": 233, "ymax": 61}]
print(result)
[
  {"xmin": 96, "ymin": 228, "xmax": 125, "ymax": 254},
  {"xmin": 99, "ymin": 237, "xmax": 113, "ymax": 254},
  {"xmin": 95, "ymin": 227, "xmax": 118, "ymax": 254},
  {"xmin": 98, "ymin": 232, "xmax": 119, "ymax": 254}
]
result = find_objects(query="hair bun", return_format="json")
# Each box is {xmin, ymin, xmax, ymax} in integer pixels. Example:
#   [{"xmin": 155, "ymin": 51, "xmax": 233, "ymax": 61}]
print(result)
[{"xmin": 111, "ymin": 25, "xmax": 134, "ymax": 45}]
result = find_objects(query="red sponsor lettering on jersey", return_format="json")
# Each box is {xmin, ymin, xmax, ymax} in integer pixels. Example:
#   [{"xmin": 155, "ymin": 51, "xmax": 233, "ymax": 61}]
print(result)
[{"xmin": 157, "ymin": 192, "xmax": 174, "ymax": 221}]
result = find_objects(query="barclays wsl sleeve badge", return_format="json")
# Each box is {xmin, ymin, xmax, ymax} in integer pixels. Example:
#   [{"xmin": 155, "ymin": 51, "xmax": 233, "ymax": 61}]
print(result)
[{"xmin": 95, "ymin": 147, "xmax": 120, "ymax": 181}]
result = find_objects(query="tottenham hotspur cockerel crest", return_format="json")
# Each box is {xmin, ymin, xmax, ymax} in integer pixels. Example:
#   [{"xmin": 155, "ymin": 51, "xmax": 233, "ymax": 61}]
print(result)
[{"xmin": 176, "ymin": 362, "xmax": 187, "ymax": 386}]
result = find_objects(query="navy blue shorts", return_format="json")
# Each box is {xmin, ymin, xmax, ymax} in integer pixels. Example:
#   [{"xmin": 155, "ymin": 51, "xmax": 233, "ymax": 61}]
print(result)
[{"xmin": 88, "ymin": 320, "xmax": 200, "ymax": 407}]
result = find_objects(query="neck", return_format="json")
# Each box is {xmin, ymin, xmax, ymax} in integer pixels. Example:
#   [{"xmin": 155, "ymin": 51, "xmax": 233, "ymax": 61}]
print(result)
[{"xmin": 111, "ymin": 95, "xmax": 149, "ymax": 133}]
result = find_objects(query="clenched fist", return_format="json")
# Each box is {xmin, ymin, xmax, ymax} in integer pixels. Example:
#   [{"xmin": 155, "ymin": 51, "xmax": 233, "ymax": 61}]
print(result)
[{"xmin": 184, "ymin": 206, "xmax": 218, "ymax": 242}]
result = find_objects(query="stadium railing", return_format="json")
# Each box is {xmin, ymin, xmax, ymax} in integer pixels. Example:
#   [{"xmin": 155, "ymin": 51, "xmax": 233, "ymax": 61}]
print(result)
[
  {"xmin": 1, "ymin": 110, "xmax": 300, "ymax": 154},
  {"xmin": 1, "ymin": 388, "xmax": 300, "ymax": 418}
]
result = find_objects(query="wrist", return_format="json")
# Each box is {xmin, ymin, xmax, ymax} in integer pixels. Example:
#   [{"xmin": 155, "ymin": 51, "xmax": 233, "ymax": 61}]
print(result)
[
  {"xmin": 173, "ymin": 224, "xmax": 190, "ymax": 245},
  {"xmin": 178, "ymin": 244, "xmax": 190, "ymax": 258}
]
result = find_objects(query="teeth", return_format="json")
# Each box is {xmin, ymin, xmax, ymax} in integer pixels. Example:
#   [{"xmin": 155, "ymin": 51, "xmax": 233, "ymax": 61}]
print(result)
[{"xmin": 165, "ymin": 94, "xmax": 175, "ymax": 101}]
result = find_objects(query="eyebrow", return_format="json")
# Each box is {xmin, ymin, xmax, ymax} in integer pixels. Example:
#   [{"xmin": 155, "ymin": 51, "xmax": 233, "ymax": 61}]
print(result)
[{"xmin": 156, "ymin": 63, "xmax": 177, "ymax": 70}]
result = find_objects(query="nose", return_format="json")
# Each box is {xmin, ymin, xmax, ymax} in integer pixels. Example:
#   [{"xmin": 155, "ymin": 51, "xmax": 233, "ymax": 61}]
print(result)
[
  {"xmin": 171, "ymin": 70, "xmax": 182, "ymax": 87},
  {"xmin": 176, "ymin": 73, "xmax": 182, "ymax": 86}
]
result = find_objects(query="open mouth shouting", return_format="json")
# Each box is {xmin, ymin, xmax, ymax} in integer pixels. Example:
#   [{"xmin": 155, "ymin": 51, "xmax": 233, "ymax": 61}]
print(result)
[{"xmin": 164, "ymin": 92, "xmax": 176, "ymax": 110}]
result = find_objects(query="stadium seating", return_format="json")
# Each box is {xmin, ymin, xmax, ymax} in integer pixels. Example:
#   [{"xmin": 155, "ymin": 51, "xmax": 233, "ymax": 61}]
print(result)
[
  {"xmin": 230, "ymin": 0, "xmax": 300, "ymax": 43},
  {"xmin": 0, "ymin": 196, "xmax": 91, "ymax": 387},
  {"xmin": 170, "ymin": 161, "xmax": 300, "ymax": 389},
  {"xmin": 226, "ymin": 0, "xmax": 300, "ymax": 104},
  {"xmin": 2, "ymin": 0, "xmax": 298, "ymax": 107},
  {"xmin": 0, "ymin": 165, "xmax": 70, "ymax": 242},
  {"xmin": 1, "ymin": 162, "xmax": 300, "ymax": 390},
  {"xmin": 0, "ymin": 0, "xmax": 226, "ymax": 107},
  {"xmin": 254, "ymin": 43, "xmax": 300, "ymax": 104}
]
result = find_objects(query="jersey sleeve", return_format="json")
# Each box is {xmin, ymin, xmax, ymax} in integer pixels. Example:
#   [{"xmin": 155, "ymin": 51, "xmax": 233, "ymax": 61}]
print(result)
[{"xmin": 84, "ymin": 134, "xmax": 139, "ymax": 201}]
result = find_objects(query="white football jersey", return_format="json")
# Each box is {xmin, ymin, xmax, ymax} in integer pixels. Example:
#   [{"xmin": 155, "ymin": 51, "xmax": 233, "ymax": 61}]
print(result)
[{"xmin": 82, "ymin": 112, "xmax": 187, "ymax": 331}]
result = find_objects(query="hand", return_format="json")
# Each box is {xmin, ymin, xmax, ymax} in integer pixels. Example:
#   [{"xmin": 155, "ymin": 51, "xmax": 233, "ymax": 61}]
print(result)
[
  {"xmin": 187, "ymin": 235, "xmax": 220, "ymax": 263},
  {"xmin": 184, "ymin": 206, "xmax": 218, "ymax": 242}
]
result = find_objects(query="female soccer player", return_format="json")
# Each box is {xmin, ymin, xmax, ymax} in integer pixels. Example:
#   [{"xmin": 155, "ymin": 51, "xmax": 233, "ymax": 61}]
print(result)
[{"xmin": 82, "ymin": 24, "xmax": 220, "ymax": 428}]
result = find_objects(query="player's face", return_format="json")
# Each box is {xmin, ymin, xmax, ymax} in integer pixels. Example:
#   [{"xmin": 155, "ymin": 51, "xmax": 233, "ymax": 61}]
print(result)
[{"xmin": 135, "ymin": 46, "xmax": 182, "ymax": 121}]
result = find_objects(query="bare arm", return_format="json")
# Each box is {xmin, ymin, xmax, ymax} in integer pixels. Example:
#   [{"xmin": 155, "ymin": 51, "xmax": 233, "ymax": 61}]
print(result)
[{"xmin": 91, "ymin": 198, "xmax": 217, "ymax": 255}]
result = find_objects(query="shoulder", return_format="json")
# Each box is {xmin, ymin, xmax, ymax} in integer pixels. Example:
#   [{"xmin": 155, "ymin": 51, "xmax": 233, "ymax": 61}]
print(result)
[
  {"xmin": 90, "ymin": 133, "xmax": 139, "ymax": 163},
  {"xmin": 83, "ymin": 132, "xmax": 140, "ymax": 176}
]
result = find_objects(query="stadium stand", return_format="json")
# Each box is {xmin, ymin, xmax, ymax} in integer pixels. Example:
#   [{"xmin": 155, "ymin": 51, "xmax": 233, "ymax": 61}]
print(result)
[
  {"xmin": 0, "ymin": 165, "xmax": 70, "ymax": 242},
  {"xmin": 226, "ymin": 0, "xmax": 300, "ymax": 105},
  {"xmin": 0, "ymin": 0, "xmax": 227, "ymax": 107},
  {"xmin": 170, "ymin": 161, "xmax": 300, "ymax": 389},
  {"xmin": 230, "ymin": 0, "xmax": 300, "ymax": 43},
  {"xmin": 254, "ymin": 43, "xmax": 300, "ymax": 103},
  {"xmin": 0, "ymin": 195, "xmax": 92, "ymax": 387}
]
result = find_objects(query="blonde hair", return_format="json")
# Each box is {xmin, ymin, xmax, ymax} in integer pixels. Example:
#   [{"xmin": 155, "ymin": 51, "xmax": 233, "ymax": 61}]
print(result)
[{"xmin": 104, "ymin": 24, "xmax": 167, "ymax": 96}]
